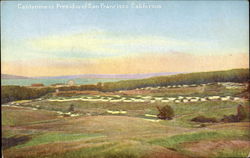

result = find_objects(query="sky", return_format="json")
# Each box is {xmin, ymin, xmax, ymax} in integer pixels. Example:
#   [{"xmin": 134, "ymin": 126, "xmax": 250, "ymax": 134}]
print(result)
[{"xmin": 1, "ymin": 1, "xmax": 249, "ymax": 77}]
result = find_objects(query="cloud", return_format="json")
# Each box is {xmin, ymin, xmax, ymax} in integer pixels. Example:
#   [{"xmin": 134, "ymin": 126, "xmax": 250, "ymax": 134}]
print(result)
[
  {"xmin": 4, "ymin": 29, "xmax": 246, "ymax": 63},
  {"xmin": 2, "ymin": 52, "xmax": 248, "ymax": 77},
  {"xmin": 28, "ymin": 30, "xmax": 197, "ymax": 57},
  {"xmin": 2, "ymin": 30, "xmax": 248, "ymax": 76}
]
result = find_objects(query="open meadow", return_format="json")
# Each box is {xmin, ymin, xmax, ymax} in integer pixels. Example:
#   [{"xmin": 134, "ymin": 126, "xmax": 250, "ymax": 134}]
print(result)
[{"xmin": 2, "ymin": 81, "xmax": 250, "ymax": 158}]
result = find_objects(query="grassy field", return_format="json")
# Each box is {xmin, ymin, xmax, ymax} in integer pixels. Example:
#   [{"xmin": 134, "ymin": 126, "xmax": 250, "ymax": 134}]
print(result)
[{"xmin": 2, "ymin": 82, "xmax": 249, "ymax": 158}]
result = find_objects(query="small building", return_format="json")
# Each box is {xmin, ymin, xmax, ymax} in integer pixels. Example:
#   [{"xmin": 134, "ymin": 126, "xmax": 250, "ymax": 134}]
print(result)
[
  {"xmin": 53, "ymin": 89, "xmax": 60, "ymax": 97},
  {"xmin": 67, "ymin": 80, "xmax": 76, "ymax": 86},
  {"xmin": 31, "ymin": 83, "xmax": 44, "ymax": 87}
]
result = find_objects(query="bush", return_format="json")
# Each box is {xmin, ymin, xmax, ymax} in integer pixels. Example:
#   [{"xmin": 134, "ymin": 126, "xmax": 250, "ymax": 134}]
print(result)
[
  {"xmin": 221, "ymin": 114, "xmax": 239, "ymax": 122},
  {"xmin": 2, "ymin": 135, "xmax": 31, "ymax": 149},
  {"xmin": 156, "ymin": 105, "xmax": 174, "ymax": 120},
  {"xmin": 191, "ymin": 115, "xmax": 218, "ymax": 123},
  {"xmin": 237, "ymin": 105, "xmax": 249, "ymax": 121},
  {"xmin": 68, "ymin": 104, "xmax": 75, "ymax": 112},
  {"xmin": 200, "ymin": 124, "xmax": 207, "ymax": 128},
  {"xmin": 221, "ymin": 104, "xmax": 249, "ymax": 122}
]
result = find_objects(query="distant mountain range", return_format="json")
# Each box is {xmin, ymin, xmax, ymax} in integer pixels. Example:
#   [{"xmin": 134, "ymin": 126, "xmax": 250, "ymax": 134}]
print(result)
[
  {"xmin": 2, "ymin": 72, "xmax": 184, "ymax": 80},
  {"xmin": 1, "ymin": 74, "xmax": 30, "ymax": 79}
]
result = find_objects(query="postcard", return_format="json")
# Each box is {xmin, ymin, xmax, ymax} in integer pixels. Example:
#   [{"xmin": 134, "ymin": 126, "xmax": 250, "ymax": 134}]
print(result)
[{"xmin": 1, "ymin": 1, "xmax": 249, "ymax": 158}]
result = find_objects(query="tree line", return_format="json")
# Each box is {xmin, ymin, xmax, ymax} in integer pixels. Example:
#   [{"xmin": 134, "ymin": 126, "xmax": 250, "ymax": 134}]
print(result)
[
  {"xmin": 1, "ymin": 86, "xmax": 54, "ymax": 104},
  {"xmin": 101, "ymin": 68, "xmax": 249, "ymax": 91}
]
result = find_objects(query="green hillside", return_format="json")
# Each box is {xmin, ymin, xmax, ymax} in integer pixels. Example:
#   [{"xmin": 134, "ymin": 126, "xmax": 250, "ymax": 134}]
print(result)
[{"xmin": 101, "ymin": 69, "xmax": 249, "ymax": 91}]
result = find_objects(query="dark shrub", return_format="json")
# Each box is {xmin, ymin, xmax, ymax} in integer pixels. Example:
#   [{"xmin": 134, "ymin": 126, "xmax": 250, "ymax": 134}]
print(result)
[
  {"xmin": 237, "ymin": 105, "xmax": 249, "ymax": 121},
  {"xmin": 200, "ymin": 124, "xmax": 207, "ymax": 128},
  {"xmin": 2, "ymin": 135, "xmax": 31, "ymax": 149},
  {"xmin": 156, "ymin": 105, "xmax": 174, "ymax": 120},
  {"xmin": 221, "ymin": 114, "xmax": 239, "ymax": 122},
  {"xmin": 191, "ymin": 115, "xmax": 218, "ymax": 123},
  {"xmin": 68, "ymin": 104, "xmax": 75, "ymax": 112},
  {"xmin": 221, "ymin": 104, "xmax": 249, "ymax": 122}
]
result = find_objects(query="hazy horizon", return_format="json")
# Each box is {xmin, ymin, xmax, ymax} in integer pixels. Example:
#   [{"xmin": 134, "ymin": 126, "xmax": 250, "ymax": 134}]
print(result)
[
  {"xmin": 2, "ymin": 68, "xmax": 248, "ymax": 78},
  {"xmin": 2, "ymin": 71, "xmax": 184, "ymax": 78}
]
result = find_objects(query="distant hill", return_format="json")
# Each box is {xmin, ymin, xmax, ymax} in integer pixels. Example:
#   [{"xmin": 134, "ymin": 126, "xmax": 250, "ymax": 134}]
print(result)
[
  {"xmin": 101, "ymin": 69, "xmax": 249, "ymax": 91},
  {"xmin": 32, "ymin": 72, "xmax": 185, "ymax": 79},
  {"xmin": 1, "ymin": 74, "xmax": 30, "ymax": 79}
]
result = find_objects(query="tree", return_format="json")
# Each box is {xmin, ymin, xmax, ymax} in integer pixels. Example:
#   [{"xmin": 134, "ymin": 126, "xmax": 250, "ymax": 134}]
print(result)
[
  {"xmin": 96, "ymin": 82, "xmax": 103, "ymax": 91},
  {"xmin": 156, "ymin": 105, "xmax": 174, "ymax": 120},
  {"xmin": 237, "ymin": 104, "xmax": 248, "ymax": 121},
  {"xmin": 68, "ymin": 104, "xmax": 75, "ymax": 112}
]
